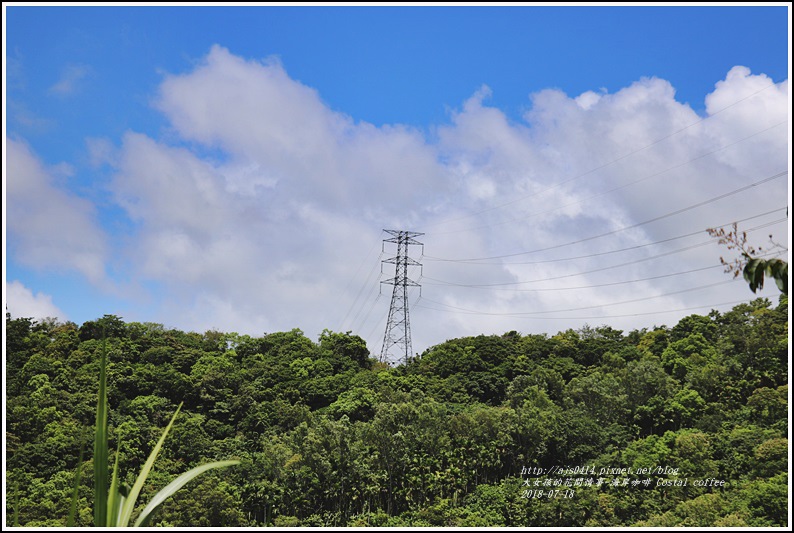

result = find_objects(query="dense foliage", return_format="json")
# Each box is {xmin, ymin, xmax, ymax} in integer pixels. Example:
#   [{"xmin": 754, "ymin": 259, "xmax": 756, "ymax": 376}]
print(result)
[{"xmin": 4, "ymin": 296, "xmax": 789, "ymax": 527}]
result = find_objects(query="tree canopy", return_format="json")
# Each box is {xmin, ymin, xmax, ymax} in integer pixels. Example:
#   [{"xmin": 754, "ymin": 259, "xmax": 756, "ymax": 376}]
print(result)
[{"xmin": 4, "ymin": 296, "xmax": 789, "ymax": 527}]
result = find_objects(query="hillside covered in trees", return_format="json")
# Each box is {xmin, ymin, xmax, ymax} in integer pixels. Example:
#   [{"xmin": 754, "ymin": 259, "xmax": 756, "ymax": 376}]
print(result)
[{"xmin": 4, "ymin": 296, "xmax": 789, "ymax": 527}]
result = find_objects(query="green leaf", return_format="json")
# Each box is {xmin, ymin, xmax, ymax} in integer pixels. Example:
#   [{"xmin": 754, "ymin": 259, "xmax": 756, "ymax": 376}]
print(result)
[
  {"xmin": 766, "ymin": 259, "xmax": 788, "ymax": 295},
  {"xmin": 134, "ymin": 460, "xmax": 241, "ymax": 526},
  {"xmin": 82, "ymin": 329, "xmax": 243, "ymax": 527},
  {"xmin": 775, "ymin": 271, "xmax": 787, "ymax": 295},
  {"xmin": 743, "ymin": 258, "xmax": 766, "ymax": 293},
  {"xmin": 117, "ymin": 402, "xmax": 184, "ymax": 527},
  {"xmin": 93, "ymin": 336, "xmax": 109, "ymax": 526},
  {"xmin": 106, "ymin": 440, "xmax": 122, "ymax": 526},
  {"xmin": 754, "ymin": 261, "xmax": 766, "ymax": 292},
  {"xmin": 743, "ymin": 257, "xmax": 789, "ymax": 295},
  {"xmin": 114, "ymin": 489, "xmax": 128, "ymax": 528}
]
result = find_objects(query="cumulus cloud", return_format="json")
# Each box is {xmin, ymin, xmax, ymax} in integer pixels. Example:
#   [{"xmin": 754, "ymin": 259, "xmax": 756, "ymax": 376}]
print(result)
[
  {"xmin": 102, "ymin": 46, "xmax": 459, "ymax": 339},
  {"xmin": 5, "ymin": 280, "xmax": 66, "ymax": 322},
  {"xmin": 418, "ymin": 68, "xmax": 787, "ymax": 351},
  {"xmin": 12, "ymin": 46, "xmax": 786, "ymax": 357},
  {"xmin": 153, "ymin": 45, "xmax": 448, "ymax": 216},
  {"xmin": 6, "ymin": 138, "xmax": 109, "ymax": 286},
  {"xmin": 108, "ymin": 49, "xmax": 788, "ymax": 354}
]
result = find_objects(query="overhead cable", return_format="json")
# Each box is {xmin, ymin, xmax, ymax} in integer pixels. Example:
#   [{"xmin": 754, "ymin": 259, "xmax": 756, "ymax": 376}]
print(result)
[
  {"xmin": 416, "ymin": 298, "xmax": 754, "ymax": 321},
  {"xmin": 424, "ymin": 207, "xmax": 787, "ymax": 265},
  {"xmin": 429, "ymin": 121, "xmax": 786, "ymax": 236},
  {"xmin": 425, "ymin": 170, "xmax": 787, "ymax": 262},
  {"xmin": 418, "ymin": 278, "xmax": 740, "ymax": 317}
]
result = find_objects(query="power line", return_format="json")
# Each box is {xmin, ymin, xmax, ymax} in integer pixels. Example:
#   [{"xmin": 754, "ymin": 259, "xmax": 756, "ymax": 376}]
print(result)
[
  {"xmin": 424, "ymin": 243, "xmax": 788, "ymax": 294},
  {"xmin": 339, "ymin": 251, "xmax": 383, "ymax": 332},
  {"xmin": 418, "ymin": 278, "xmax": 740, "ymax": 318},
  {"xmin": 350, "ymin": 213, "xmax": 785, "ymax": 349},
  {"xmin": 337, "ymin": 230, "xmax": 384, "ymax": 332},
  {"xmin": 364, "ymin": 302, "xmax": 390, "ymax": 347},
  {"xmin": 424, "ymin": 263, "xmax": 723, "ymax": 291},
  {"xmin": 350, "ymin": 284, "xmax": 382, "ymax": 336},
  {"xmin": 416, "ymin": 298, "xmax": 753, "ymax": 321},
  {"xmin": 428, "ymin": 121, "xmax": 785, "ymax": 237},
  {"xmin": 425, "ymin": 240, "xmax": 715, "ymax": 287},
  {"xmin": 425, "ymin": 170, "xmax": 787, "ymax": 262},
  {"xmin": 424, "ymin": 207, "xmax": 787, "ymax": 265},
  {"xmin": 422, "ymin": 217, "xmax": 789, "ymax": 288}
]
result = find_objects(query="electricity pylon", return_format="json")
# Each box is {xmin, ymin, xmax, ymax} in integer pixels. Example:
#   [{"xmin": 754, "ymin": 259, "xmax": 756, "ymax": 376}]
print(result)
[{"xmin": 380, "ymin": 230, "xmax": 424, "ymax": 365}]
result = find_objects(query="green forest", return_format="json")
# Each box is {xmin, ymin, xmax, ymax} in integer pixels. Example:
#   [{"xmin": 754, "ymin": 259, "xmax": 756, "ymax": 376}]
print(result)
[{"xmin": 4, "ymin": 295, "xmax": 789, "ymax": 527}]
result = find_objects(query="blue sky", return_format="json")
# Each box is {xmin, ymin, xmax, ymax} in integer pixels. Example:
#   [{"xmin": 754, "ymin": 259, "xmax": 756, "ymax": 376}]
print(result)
[{"xmin": 4, "ymin": 4, "xmax": 791, "ymax": 359}]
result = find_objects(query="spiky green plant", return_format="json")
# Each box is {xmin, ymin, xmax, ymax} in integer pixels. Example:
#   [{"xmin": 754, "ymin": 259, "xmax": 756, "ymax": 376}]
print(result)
[{"xmin": 84, "ymin": 337, "xmax": 239, "ymax": 527}]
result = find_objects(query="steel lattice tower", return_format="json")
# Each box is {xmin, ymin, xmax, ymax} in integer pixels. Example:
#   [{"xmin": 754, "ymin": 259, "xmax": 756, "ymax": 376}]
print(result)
[{"xmin": 380, "ymin": 230, "xmax": 424, "ymax": 365}]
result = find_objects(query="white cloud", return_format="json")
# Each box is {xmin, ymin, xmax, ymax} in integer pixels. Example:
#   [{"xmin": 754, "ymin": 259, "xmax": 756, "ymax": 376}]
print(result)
[
  {"xmin": 8, "ymin": 101, "xmax": 56, "ymax": 133},
  {"xmin": 575, "ymin": 90, "xmax": 602, "ymax": 110},
  {"xmin": 14, "ymin": 46, "xmax": 786, "ymax": 358},
  {"xmin": 6, "ymin": 138, "xmax": 109, "ymax": 286},
  {"xmin": 49, "ymin": 64, "xmax": 91, "ymax": 96},
  {"xmin": 398, "ymin": 66, "xmax": 786, "ymax": 352},
  {"xmin": 153, "ymin": 45, "xmax": 448, "ymax": 216},
  {"xmin": 101, "ymin": 46, "xmax": 463, "ymax": 346},
  {"xmin": 701, "ymin": 66, "xmax": 789, "ymax": 171},
  {"xmin": 86, "ymin": 137, "xmax": 118, "ymax": 168},
  {"xmin": 5, "ymin": 280, "xmax": 66, "ymax": 322}
]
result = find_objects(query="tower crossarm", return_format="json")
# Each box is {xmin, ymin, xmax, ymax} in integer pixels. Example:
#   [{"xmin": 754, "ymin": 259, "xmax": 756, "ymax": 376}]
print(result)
[
  {"xmin": 382, "ymin": 256, "xmax": 422, "ymax": 266},
  {"xmin": 381, "ymin": 277, "xmax": 421, "ymax": 287}
]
